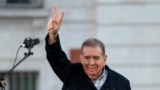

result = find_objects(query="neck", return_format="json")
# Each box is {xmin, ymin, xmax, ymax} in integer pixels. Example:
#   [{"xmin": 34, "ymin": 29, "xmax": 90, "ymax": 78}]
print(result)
[{"xmin": 89, "ymin": 70, "xmax": 104, "ymax": 83}]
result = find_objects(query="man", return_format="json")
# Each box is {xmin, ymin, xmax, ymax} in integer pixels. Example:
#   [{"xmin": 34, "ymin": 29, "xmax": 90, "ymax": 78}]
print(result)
[{"xmin": 45, "ymin": 6, "xmax": 131, "ymax": 90}]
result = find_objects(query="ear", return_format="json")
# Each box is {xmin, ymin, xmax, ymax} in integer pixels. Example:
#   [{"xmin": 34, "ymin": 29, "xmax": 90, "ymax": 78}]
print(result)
[
  {"xmin": 104, "ymin": 54, "xmax": 107, "ymax": 64},
  {"xmin": 80, "ymin": 54, "xmax": 83, "ymax": 63}
]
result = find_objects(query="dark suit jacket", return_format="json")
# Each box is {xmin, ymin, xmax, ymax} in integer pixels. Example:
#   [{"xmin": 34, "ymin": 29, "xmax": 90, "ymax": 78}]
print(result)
[{"xmin": 45, "ymin": 35, "xmax": 131, "ymax": 90}]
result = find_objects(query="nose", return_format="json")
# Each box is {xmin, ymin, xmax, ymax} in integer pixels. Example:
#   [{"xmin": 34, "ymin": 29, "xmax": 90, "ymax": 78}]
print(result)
[{"xmin": 88, "ymin": 58, "xmax": 95, "ymax": 65}]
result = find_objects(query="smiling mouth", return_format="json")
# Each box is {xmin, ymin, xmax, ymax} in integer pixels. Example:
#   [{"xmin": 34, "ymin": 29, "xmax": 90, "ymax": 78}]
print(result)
[{"xmin": 88, "ymin": 68, "xmax": 97, "ymax": 71}]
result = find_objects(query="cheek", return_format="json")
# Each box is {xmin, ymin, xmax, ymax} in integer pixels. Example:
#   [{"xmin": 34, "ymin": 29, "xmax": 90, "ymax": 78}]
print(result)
[
  {"xmin": 96, "ymin": 60, "xmax": 106, "ymax": 68},
  {"xmin": 81, "ymin": 60, "xmax": 88, "ymax": 68},
  {"xmin": 81, "ymin": 59, "xmax": 87, "ymax": 64}
]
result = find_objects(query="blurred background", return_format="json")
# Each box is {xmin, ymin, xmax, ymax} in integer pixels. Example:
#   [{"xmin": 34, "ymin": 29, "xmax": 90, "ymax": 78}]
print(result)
[{"xmin": 0, "ymin": 0, "xmax": 160, "ymax": 90}]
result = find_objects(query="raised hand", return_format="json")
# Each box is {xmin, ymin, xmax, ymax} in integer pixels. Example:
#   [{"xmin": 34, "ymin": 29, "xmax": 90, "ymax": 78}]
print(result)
[{"xmin": 47, "ymin": 5, "xmax": 64, "ymax": 43}]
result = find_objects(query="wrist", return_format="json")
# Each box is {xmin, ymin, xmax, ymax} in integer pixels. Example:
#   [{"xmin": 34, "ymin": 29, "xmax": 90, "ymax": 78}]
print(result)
[{"xmin": 48, "ymin": 34, "xmax": 58, "ymax": 44}]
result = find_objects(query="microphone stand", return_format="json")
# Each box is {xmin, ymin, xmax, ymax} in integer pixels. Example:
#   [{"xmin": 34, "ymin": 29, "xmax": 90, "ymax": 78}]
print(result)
[{"xmin": 0, "ymin": 48, "xmax": 33, "ymax": 90}]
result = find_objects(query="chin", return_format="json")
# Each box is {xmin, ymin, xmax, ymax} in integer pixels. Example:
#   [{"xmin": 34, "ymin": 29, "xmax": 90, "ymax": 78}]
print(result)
[
  {"xmin": 87, "ymin": 72, "xmax": 97, "ymax": 76},
  {"xmin": 88, "ymin": 75, "xmax": 97, "ymax": 80}
]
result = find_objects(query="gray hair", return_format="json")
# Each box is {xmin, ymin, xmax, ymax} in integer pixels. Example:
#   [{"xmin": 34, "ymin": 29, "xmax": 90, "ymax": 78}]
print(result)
[{"xmin": 81, "ymin": 38, "xmax": 105, "ymax": 55}]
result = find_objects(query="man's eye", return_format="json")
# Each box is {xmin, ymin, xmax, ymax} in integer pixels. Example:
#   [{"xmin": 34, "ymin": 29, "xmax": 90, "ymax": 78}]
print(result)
[
  {"xmin": 94, "ymin": 57, "xmax": 100, "ymax": 60},
  {"xmin": 84, "ymin": 57, "xmax": 90, "ymax": 59}
]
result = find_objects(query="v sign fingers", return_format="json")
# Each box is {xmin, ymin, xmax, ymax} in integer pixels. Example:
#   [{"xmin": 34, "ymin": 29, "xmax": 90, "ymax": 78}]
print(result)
[
  {"xmin": 47, "ymin": 5, "xmax": 65, "ymax": 44},
  {"xmin": 53, "ymin": 5, "xmax": 64, "ymax": 25}
]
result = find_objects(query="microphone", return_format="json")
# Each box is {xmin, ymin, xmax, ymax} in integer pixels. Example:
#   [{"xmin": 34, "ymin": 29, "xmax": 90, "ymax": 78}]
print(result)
[{"xmin": 21, "ymin": 37, "xmax": 40, "ymax": 49}]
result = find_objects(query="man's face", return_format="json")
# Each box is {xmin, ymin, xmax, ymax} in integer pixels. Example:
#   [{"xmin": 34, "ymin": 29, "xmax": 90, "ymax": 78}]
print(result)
[{"xmin": 80, "ymin": 46, "xmax": 107, "ymax": 80}]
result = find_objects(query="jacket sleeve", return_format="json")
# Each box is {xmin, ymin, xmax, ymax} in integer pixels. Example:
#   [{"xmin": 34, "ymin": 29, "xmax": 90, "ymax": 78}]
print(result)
[
  {"xmin": 45, "ymin": 34, "xmax": 72, "ymax": 83},
  {"xmin": 126, "ymin": 80, "xmax": 131, "ymax": 90}
]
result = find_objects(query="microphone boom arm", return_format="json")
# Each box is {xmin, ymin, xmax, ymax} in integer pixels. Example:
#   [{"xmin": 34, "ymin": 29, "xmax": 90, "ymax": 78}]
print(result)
[{"xmin": 0, "ymin": 48, "xmax": 33, "ymax": 89}]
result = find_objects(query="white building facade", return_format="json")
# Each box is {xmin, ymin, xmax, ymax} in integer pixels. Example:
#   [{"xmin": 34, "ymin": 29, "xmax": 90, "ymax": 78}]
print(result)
[{"xmin": 0, "ymin": 0, "xmax": 160, "ymax": 90}]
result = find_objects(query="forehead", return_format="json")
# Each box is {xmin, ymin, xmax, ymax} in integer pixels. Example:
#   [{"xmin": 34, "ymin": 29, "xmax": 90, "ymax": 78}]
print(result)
[{"xmin": 81, "ymin": 46, "xmax": 103, "ymax": 55}]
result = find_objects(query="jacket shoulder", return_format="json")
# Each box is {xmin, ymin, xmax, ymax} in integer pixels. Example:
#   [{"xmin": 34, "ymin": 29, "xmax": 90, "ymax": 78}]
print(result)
[{"xmin": 107, "ymin": 66, "xmax": 130, "ymax": 83}]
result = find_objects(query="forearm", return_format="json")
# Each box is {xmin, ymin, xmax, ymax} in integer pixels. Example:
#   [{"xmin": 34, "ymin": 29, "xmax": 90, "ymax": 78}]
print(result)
[{"xmin": 45, "ymin": 34, "xmax": 71, "ymax": 82}]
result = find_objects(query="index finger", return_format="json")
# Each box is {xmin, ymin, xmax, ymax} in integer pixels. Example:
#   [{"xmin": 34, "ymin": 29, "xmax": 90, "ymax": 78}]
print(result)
[{"xmin": 53, "ymin": 5, "xmax": 57, "ymax": 20}]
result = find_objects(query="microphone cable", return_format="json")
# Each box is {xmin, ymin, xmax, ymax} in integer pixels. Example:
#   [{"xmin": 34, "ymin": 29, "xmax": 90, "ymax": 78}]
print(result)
[{"xmin": 12, "ymin": 46, "xmax": 22, "ymax": 67}]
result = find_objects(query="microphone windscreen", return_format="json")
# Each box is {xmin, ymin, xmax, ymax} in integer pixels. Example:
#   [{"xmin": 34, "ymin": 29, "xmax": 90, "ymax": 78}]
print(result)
[{"xmin": 32, "ymin": 38, "xmax": 40, "ymax": 45}]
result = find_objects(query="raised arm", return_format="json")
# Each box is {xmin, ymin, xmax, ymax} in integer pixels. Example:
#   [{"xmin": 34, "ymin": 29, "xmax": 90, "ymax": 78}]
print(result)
[{"xmin": 45, "ymin": 6, "xmax": 72, "ymax": 83}]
